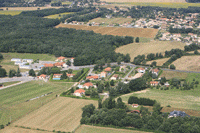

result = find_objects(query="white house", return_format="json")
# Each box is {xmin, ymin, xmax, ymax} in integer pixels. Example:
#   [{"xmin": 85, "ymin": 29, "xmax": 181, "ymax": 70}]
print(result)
[
  {"xmin": 22, "ymin": 59, "xmax": 33, "ymax": 63},
  {"xmin": 11, "ymin": 58, "xmax": 21, "ymax": 62},
  {"xmin": 136, "ymin": 67, "xmax": 145, "ymax": 73},
  {"xmin": 74, "ymin": 89, "xmax": 85, "ymax": 97},
  {"xmin": 110, "ymin": 74, "xmax": 118, "ymax": 80},
  {"xmin": 19, "ymin": 65, "xmax": 31, "ymax": 69}
]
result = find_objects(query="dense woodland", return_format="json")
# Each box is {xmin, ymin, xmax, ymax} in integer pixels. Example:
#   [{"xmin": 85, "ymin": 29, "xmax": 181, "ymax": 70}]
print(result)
[{"xmin": 0, "ymin": 14, "xmax": 133, "ymax": 66}]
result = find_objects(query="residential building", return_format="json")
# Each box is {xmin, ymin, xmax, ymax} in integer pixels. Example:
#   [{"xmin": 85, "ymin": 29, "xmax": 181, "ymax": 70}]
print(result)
[
  {"xmin": 86, "ymin": 75, "xmax": 99, "ymax": 80},
  {"xmin": 110, "ymin": 74, "xmax": 118, "ymax": 80},
  {"xmin": 119, "ymin": 65, "xmax": 126, "ymax": 72},
  {"xmin": 150, "ymin": 81, "xmax": 159, "ymax": 86},
  {"xmin": 100, "ymin": 71, "xmax": 107, "ymax": 78},
  {"xmin": 54, "ymin": 62, "xmax": 65, "ymax": 68},
  {"xmin": 104, "ymin": 67, "xmax": 112, "ymax": 72},
  {"xmin": 44, "ymin": 63, "xmax": 54, "ymax": 67},
  {"xmin": 83, "ymin": 82, "xmax": 93, "ymax": 89},
  {"xmin": 67, "ymin": 73, "xmax": 75, "ymax": 78},
  {"xmin": 56, "ymin": 56, "xmax": 66, "ymax": 62},
  {"xmin": 132, "ymin": 104, "xmax": 139, "ymax": 108},
  {"xmin": 74, "ymin": 89, "xmax": 85, "ymax": 97},
  {"xmin": 168, "ymin": 110, "xmax": 190, "ymax": 118},
  {"xmin": 152, "ymin": 68, "xmax": 160, "ymax": 76},
  {"xmin": 53, "ymin": 74, "xmax": 62, "ymax": 80},
  {"xmin": 136, "ymin": 67, "xmax": 145, "ymax": 73}
]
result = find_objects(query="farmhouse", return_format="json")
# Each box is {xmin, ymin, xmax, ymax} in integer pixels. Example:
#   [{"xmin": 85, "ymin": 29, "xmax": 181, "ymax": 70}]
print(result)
[
  {"xmin": 83, "ymin": 82, "xmax": 94, "ymax": 89},
  {"xmin": 86, "ymin": 75, "xmax": 99, "ymax": 80},
  {"xmin": 152, "ymin": 68, "xmax": 160, "ymax": 76},
  {"xmin": 53, "ymin": 74, "xmax": 62, "ymax": 80},
  {"xmin": 37, "ymin": 74, "xmax": 47, "ymax": 80},
  {"xmin": 74, "ymin": 89, "xmax": 85, "ymax": 97},
  {"xmin": 136, "ymin": 67, "xmax": 145, "ymax": 73},
  {"xmin": 150, "ymin": 81, "xmax": 159, "ymax": 86},
  {"xmin": 100, "ymin": 71, "xmax": 107, "ymax": 78},
  {"xmin": 104, "ymin": 67, "xmax": 112, "ymax": 72},
  {"xmin": 110, "ymin": 74, "xmax": 118, "ymax": 80}
]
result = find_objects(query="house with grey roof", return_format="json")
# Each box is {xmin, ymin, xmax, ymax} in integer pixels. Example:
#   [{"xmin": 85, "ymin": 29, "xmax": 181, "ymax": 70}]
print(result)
[{"xmin": 168, "ymin": 110, "xmax": 190, "ymax": 118}]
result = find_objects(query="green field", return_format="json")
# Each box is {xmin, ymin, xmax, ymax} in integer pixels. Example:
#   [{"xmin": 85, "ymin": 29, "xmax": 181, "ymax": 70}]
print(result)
[
  {"xmin": 75, "ymin": 125, "xmax": 152, "ymax": 133},
  {"xmin": 0, "ymin": 11, "xmax": 22, "ymax": 16},
  {"xmin": 0, "ymin": 81, "xmax": 74, "ymax": 125},
  {"xmin": 160, "ymin": 70, "xmax": 188, "ymax": 80},
  {"xmin": 44, "ymin": 12, "xmax": 73, "ymax": 19},
  {"xmin": 2, "ymin": 81, "xmax": 20, "ymax": 86},
  {"xmin": 121, "ymin": 73, "xmax": 200, "ymax": 111},
  {"xmin": 112, "ymin": 2, "xmax": 200, "ymax": 8}
]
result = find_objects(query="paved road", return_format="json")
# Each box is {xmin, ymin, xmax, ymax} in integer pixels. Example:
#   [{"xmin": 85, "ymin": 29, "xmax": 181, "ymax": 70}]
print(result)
[
  {"xmin": 87, "ymin": 68, "xmax": 94, "ymax": 76},
  {"xmin": 121, "ymin": 66, "xmax": 135, "ymax": 82}
]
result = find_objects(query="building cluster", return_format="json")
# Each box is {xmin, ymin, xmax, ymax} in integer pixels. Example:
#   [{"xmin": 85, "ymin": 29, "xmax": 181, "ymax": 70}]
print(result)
[{"xmin": 11, "ymin": 58, "xmax": 33, "ymax": 69}]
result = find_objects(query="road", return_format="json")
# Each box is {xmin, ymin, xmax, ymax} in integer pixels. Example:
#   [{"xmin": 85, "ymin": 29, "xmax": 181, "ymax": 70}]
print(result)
[
  {"xmin": 0, "ymin": 76, "xmax": 35, "ymax": 83},
  {"xmin": 0, "ymin": 81, "xmax": 30, "ymax": 90},
  {"xmin": 87, "ymin": 68, "xmax": 94, "ymax": 76},
  {"xmin": 121, "ymin": 66, "xmax": 135, "ymax": 82}
]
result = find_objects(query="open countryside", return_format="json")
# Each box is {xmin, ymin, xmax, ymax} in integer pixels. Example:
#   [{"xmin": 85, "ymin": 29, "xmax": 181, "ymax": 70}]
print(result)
[
  {"xmin": 115, "ymin": 40, "xmax": 185, "ymax": 61},
  {"xmin": 55, "ymin": 24, "xmax": 158, "ymax": 38},
  {"xmin": 0, "ymin": 11, "xmax": 22, "ymax": 15},
  {"xmin": 146, "ymin": 58, "xmax": 170, "ymax": 66},
  {"xmin": 1, "ymin": 126, "xmax": 50, "ymax": 133},
  {"xmin": 13, "ymin": 97, "xmax": 98, "ymax": 132},
  {"xmin": 44, "ymin": 12, "xmax": 73, "ymax": 19}
]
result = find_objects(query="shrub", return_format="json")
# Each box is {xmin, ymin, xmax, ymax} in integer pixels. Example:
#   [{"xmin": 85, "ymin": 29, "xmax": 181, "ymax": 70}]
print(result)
[{"xmin": 170, "ymin": 64, "xmax": 176, "ymax": 69}]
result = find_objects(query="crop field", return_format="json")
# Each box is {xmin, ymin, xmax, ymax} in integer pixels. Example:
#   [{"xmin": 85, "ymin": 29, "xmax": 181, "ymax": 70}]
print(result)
[
  {"xmin": 115, "ymin": 40, "xmax": 185, "ymax": 61},
  {"xmin": 44, "ymin": 12, "xmax": 73, "ymax": 19},
  {"xmin": 75, "ymin": 125, "xmax": 152, "ymax": 133},
  {"xmin": 2, "ymin": 81, "xmax": 20, "ymax": 87},
  {"xmin": 0, "ymin": 7, "xmax": 61, "ymax": 11},
  {"xmin": 172, "ymin": 56, "xmax": 200, "ymax": 72},
  {"xmin": 160, "ymin": 70, "xmax": 188, "ymax": 79},
  {"xmin": 89, "ymin": 17, "xmax": 133, "ymax": 24},
  {"xmin": 0, "ymin": 81, "xmax": 74, "ymax": 125},
  {"xmin": 0, "ymin": 11, "xmax": 22, "ymax": 16},
  {"xmin": 1, "ymin": 126, "xmax": 50, "ymax": 133},
  {"xmin": 55, "ymin": 24, "xmax": 158, "ymax": 38},
  {"xmin": 146, "ymin": 58, "xmax": 170, "ymax": 66},
  {"xmin": 13, "ymin": 97, "xmax": 98, "ymax": 132},
  {"xmin": 121, "ymin": 73, "xmax": 200, "ymax": 111}
]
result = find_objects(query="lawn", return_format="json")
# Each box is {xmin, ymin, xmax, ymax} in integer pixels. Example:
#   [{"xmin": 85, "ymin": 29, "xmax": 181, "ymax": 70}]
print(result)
[
  {"xmin": 120, "ymin": 73, "xmax": 200, "ymax": 111},
  {"xmin": 0, "ymin": 81, "xmax": 74, "ymax": 125},
  {"xmin": 75, "ymin": 125, "xmax": 152, "ymax": 133},
  {"xmin": 115, "ymin": 40, "xmax": 185, "ymax": 61},
  {"xmin": 0, "ymin": 11, "xmax": 22, "ymax": 16},
  {"xmin": 13, "ymin": 97, "xmax": 98, "ymax": 132},
  {"xmin": 160, "ymin": 70, "xmax": 188, "ymax": 80},
  {"xmin": 44, "ymin": 12, "xmax": 73, "ymax": 19},
  {"xmin": 172, "ymin": 56, "xmax": 200, "ymax": 72}
]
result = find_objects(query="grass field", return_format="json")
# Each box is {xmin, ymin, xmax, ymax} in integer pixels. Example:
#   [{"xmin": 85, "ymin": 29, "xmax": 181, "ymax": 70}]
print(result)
[
  {"xmin": 160, "ymin": 70, "xmax": 188, "ymax": 79},
  {"xmin": 172, "ymin": 56, "xmax": 200, "ymax": 72},
  {"xmin": 121, "ymin": 73, "xmax": 200, "ymax": 111},
  {"xmin": 13, "ymin": 97, "xmax": 98, "ymax": 132},
  {"xmin": 2, "ymin": 81, "xmax": 20, "ymax": 86},
  {"xmin": 75, "ymin": 125, "xmax": 152, "ymax": 133},
  {"xmin": 115, "ymin": 40, "xmax": 185, "ymax": 61},
  {"xmin": 44, "ymin": 12, "xmax": 73, "ymax": 19},
  {"xmin": 89, "ymin": 17, "xmax": 133, "ymax": 24},
  {"xmin": 55, "ymin": 24, "xmax": 158, "ymax": 38},
  {"xmin": 146, "ymin": 58, "xmax": 170, "ymax": 66},
  {"xmin": 0, "ymin": 7, "xmax": 61, "ymax": 11},
  {"xmin": 1, "ymin": 126, "xmax": 50, "ymax": 133},
  {"xmin": 0, "ymin": 81, "xmax": 74, "ymax": 125},
  {"xmin": 0, "ymin": 11, "xmax": 22, "ymax": 16}
]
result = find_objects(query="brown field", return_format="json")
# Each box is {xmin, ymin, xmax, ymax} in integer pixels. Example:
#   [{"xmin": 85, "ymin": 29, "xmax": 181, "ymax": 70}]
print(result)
[
  {"xmin": 55, "ymin": 24, "xmax": 158, "ymax": 38},
  {"xmin": 115, "ymin": 40, "xmax": 185, "ymax": 61},
  {"xmin": 13, "ymin": 97, "xmax": 98, "ymax": 132},
  {"xmin": 89, "ymin": 17, "xmax": 133, "ymax": 24},
  {"xmin": 146, "ymin": 58, "xmax": 170, "ymax": 66},
  {"xmin": 187, "ymin": 50, "xmax": 200, "ymax": 54},
  {"xmin": 1, "ymin": 126, "xmax": 50, "ymax": 133},
  {"xmin": 160, "ymin": 70, "xmax": 188, "ymax": 79},
  {"xmin": 0, "ymin": 7, "xmax": 61, "ymax": 11},
  {"xmin": 76, "ymin": 125, "xmax": 152, "ymax": 133},
  {"xmin": 172, "ymin": 56, "xmax": 200, "ymax": 72},
  {"xmin": 102, "ymin": 0, "xmax": 186, "ymax": 2}
]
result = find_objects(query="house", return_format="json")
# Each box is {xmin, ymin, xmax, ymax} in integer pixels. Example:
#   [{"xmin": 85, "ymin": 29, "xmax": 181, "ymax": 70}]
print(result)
[
  {"xmin": 150, "ymin": 81, "xmax": 159, "ymax": 86},
  {"xmin": 110, "ymin": 74, "xmax": 118, "ymax": 80},
  {"xmin": 119, "ymin": 65, "xmax": 126, "ymax": 72},
  {"xmin": 22, "ymin": 59, "xmax": 33, "ymax": 63},
  {"xmin": 100, "ymin": 71, "xmax": 107, "ymax": 78},
  {"xmin": 168, "ymin": 110, "xmax": 190, "ymax": 118},
  {"xmin": 15, "ymin": 61, "xmax": 25, "ymax": 65},
  {"xmin": 44, "ymin": 63, "xmax": 54, "ymax": 67},
  {"xmin": 164, "ymin": 82, "xmax": 170, "ymax": 87},
  {"xmin": 83, "ymin": 82, "xmax": 93, "ymax": 89},
  {"xmin": 19, "ymin": 65, "xmax": 30, "ymax": 69},
  {"xmin": 86, "ymin": 75, "xmax": 99, "ymax": 80},
  {"xmin": 56, "ymin": 56, "xmax": 66, "ymax": 62},
  {"xmin": 74, "ymin": 89, "xmax": 85, "ymax": 97},
  {"xmin": 132, "ymin": 104, "xmax": 139, "ymax": 108},
  {"xmin": 152, "ymin": 68, "xmax": 160, "ymax": 76},
  {"xmin": 11, "ymin": 58, "xmax": 21, "ymax": 62},
  {"xmin": 37, "ymin": 74, "xmax": 47, "ymax": 80},
  {"xmin": 54, "ymin": 62, "xmax": 65, "ymax": 68},
  {"xmin": 104, "ymin": 67, "xmax": 112, "ymax": 72},
  {"xmin": 67, "ymin": 73, "xmax": 75, "ymax": 78},
  {"xmin": 136, "ymin": 67, "xmax": 145, "ymax": 73},
  {"xmin": 53, "ymin": 74, "xmax": 62, "ymax": 80}
]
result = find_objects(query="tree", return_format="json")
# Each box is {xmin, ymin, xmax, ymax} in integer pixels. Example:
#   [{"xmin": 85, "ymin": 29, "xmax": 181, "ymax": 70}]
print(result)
[
  {"xmin": 66, "ymin": 60, "xmax": 71, "ymax": 66},
  {"xmin": 98, "ymin": 99, "xmax": 102, "ymax": 109},
  {"xmin": 0, "ymin": 68, "xmax": 7, "ymax": 77},
  {"xmin": 194, "ymin": 50, "xmax": 199, "ymax": 54},
  {"xmin": 0, "ymin": 53, "xmax": 3, "ymax": 60},
  {"xmin": 116, "ymin": 97, "xmax": 126, "ymax": 109},
  {"xmin": 9, "ymin": 69, "xmax": 16, "ymax": 78},
  {"xmin": 110, "ymin": 80, "xmax": 115, "ymax": 86},
  {"xmin": 117, "ymin": 56, "xmax": 122, "ymax": 65},
  {"xmin": 135, "ymin": 37, "xmax": 139, "ymax": 43},
  {"xmin": 82, "ymin": 104, "xmax": 96, "ymax": 118},
  {"xmin": 97, "ymin": 84, "xmax": 104, "ymax": 93},
  {"xmin": 16, "ymin": 68, "xmax": 21, "ymax": 77},
  {"xmin": 170, "ymin": 64, "xmax": 176, "ymax": 69},
  {"xmin": 160, "ymin": 77, "xmax": 166, "ymax": 85},
  {"xmin": 124, "ymin": 54, "xmax": 131, "ymax": 63},
  {"xmin": 68, "ymin": 69, "xmax": 73, "ymax": 74},
  {"xmin": 94, "ymin": 65, "xmax": 99, "ymax": 70},
  {"xmin": 29, "ymin": 69, "xmax": 36, "ymax": 77},
  {"xmin": 151, "ymin": 61, "xmax": 157, "ymax": 67},
  {"xmin": 60, "ymin": 72, "xmax": 68, "ymax": 80},
  {"xmin": 153, "ymin": 103, "xmax": 163, "ymax": 115}
]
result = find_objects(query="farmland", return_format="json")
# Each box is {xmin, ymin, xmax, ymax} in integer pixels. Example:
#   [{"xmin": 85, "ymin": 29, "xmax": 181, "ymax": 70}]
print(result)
[
  {"xmin": 160, "ymin": 70, "xmax": 188, "ymax": 80},
  {"xmin": 55, "ymin": 24, "xmax": 158, "ymax": 38},
  {"xmin": 89, "ymin": 17, "xmax": 133, "ymax": 24},
  {"xmin": 13, "ymin": 97, "xmax": 98, "ymax": 132},
  {"xmin": 0, "ymin": 81, "xmax": 74, "ymax": 125},
  {"xmin": 115, "ymin": 40, "xmax": 185, "ymax": 61},
  {"xmin": 75, "ymin": 125, "xmax": 152, "ymax": 133},
  {"xmin": 146, "ymin": 58, "xmax": 170, "ymax": 66},
  {"xmin": 121, "ymin": 73, "xmax": 200, "ymax": 111},
  {"xmin": 172, "ymin": 56, "xmax": 200, "ymax": 72},
  {"xmin": 0, "ymin": 11, "xmax": 22, "ymax": 16},
  {"xmin": 1, "ymin": 126, "xmax": 50, "ymax": 133},
  {"xmin": 0, "ymin": 7, "xmax": 61, "ymax": 11},
  {"xmin": 44, "ymin": 12, "xmax": 73, "ymax": 19}
]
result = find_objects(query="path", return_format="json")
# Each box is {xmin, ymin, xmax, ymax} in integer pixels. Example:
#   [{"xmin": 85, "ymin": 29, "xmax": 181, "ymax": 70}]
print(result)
[{"xmin": 0, "ymin": 81, "xmax": 30, "ymax": 90}]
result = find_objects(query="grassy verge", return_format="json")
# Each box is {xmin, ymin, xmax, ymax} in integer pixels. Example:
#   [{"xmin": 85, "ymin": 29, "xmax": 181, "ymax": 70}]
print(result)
[{"xmin": 2, "ymin": 81, "xmax": 20, "ymax": 86}]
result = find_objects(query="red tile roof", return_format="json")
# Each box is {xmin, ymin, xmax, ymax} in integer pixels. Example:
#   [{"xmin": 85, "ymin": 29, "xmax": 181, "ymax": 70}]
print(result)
[
  {"xmin": 67, "ymin": 74, "xmax": 75, "ymax": 77},
  {"xmin": 74, "ymin": 89, "xmax": 85, "ymax": 94},
  {"xmin": 86, "ymin": 75, "xmax": 99, "ymax": 79},
  {"xmin": 53, "ymin": 74, "xmax": 62, "ymax": 76},
  {"xmin": 104, "ymin": 67, "xmax": 112, "ymax": 72},
  {"xmin": 54, "ymin": 62, "xmax": 65, "ymax": 66},
  {"xmin": 44, "ymin": 63, "xmax": 54, "ymax": 67},
  {"xmin": 152, "ymin": 68, "xmax": 159, "ymax": 73},
  {"xmin": 37, "ymin": 74, "xmax": 46, "ymax": 78},
  {"xmin": 83, "ymin": 82, "xmax": 93, "ymax": 87},
  {"xmin": 137, "ymin": 67, "xmax": 145, "ymax": 70},
  {"xmin": 57, "ymin": 56, "xmax": 66, "ymax": 60},
  {"xmin": 150, "ymin": 81, "xmax": 159, "ymax": 84}
]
